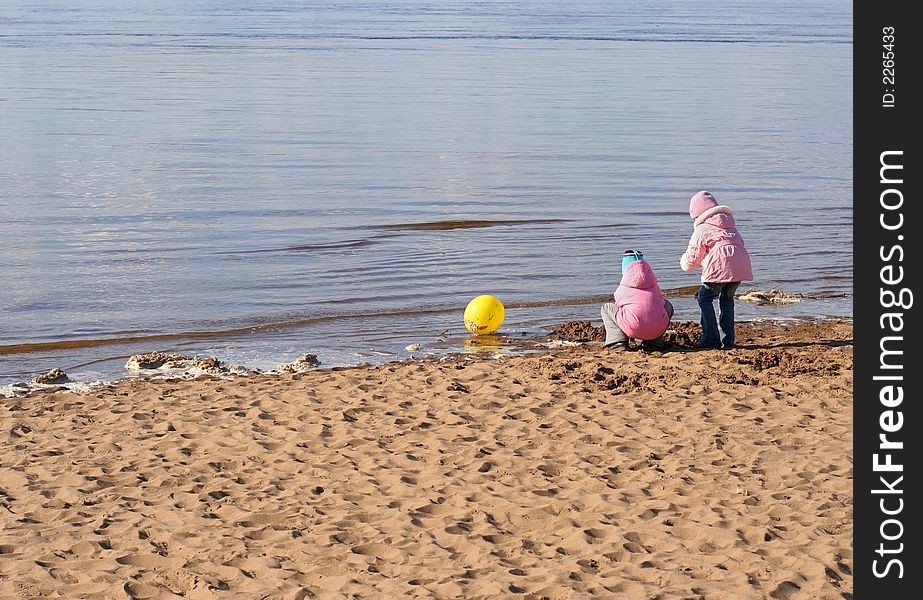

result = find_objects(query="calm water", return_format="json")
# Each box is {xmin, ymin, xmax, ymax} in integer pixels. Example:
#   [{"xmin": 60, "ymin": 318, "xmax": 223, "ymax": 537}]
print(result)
[{"xmin": 0, "ymin": 1, "xmax": 852, "ymax": 386}]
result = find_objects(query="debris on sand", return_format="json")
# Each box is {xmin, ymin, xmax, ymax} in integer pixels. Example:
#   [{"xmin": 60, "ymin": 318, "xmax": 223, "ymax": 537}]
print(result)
[
  {"xmin": 737, "ymin": 289, "xmax": 803, "ymax": 305},
  {"xmin": 544, "ymin": 339, "xmax": 582, "ymax": 348},
  {"xmin": 31, "ymin": 368, "xmax": 69, "ymax": 384},
  {"xmin": 126, "ymin": 352, "xmax": 195, "ymax": 371},
  {"xmin": 125, "ymin": 352, "xmax": 254, "ymax": 378},
  {"xmin": 276, "ymin": 353, "xmax": 321, "ymax": 373}
]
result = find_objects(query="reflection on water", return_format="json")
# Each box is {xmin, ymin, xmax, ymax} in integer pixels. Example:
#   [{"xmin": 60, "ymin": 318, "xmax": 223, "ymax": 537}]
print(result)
[
  {"xmin": 462, "ymin": 335, "xmax": 505, "ymax": 356},
  {"xmin": 0, "ymin": 1, "xmax": 851, "ymax": 384}
]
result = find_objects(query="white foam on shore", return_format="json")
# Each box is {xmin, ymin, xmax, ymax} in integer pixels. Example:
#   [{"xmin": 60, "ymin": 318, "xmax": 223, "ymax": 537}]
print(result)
[
  {"xmin": 1, "ymin": 379, "xmax": 110, "ymax": 399},
  {"xmin": 543, "ymin": 339, "xmax": 584, "ymax": 348}
]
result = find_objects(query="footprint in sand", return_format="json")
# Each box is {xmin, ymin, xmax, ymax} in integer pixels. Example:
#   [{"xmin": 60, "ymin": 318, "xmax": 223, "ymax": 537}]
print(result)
[
  {"xmin": 412, "ymin": 503, "xmax": 455, "ymax": 518},
  {"xmin": 68, "ymin": 541, "xmax": 99, "ymax": 557},
  {"xmin": 351, "ymin": 542, "xmax": 403, "ymax": 562},
  {"xmin": 769, "ymin": 580, "xmax": 802, "ymax": 599},
  {"xmin": 234, "ymin": 513, "xmax": 289, "ymax": 527},
  {"xmin": 124, "ymin": 581, "xmax": 162, "ymax": 599},
  {"xmin": 115, "ymin": 553, "xmax": 185, "ymax": 569}
]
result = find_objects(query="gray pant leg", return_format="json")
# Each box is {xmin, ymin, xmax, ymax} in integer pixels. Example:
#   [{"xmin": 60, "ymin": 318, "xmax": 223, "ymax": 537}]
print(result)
[{"xmin": 600, "ymin": 302, "xmax": 628, "ymax": 346}]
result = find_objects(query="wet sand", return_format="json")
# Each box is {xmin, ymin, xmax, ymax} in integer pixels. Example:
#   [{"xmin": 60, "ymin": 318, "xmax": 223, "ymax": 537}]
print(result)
[{"xmin": 0, "ymin": 319, "xmax": 853, "ymax": 599}]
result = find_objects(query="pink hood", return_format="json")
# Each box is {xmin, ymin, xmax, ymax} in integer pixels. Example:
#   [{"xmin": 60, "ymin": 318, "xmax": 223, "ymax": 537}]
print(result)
[
  {"xmin": 612, "ymin": 261, "xmax": 670, "ymax": 340},
  {"xmin": 680, "ymin": 205, "xmax": 753, "ymax": 283},
  {"xmin": 689, "ymin": 190, "xmax": 719, "ymax": 220}
]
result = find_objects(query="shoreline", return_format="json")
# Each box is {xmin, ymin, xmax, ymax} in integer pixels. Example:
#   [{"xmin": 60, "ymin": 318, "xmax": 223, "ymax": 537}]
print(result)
[
  {"xmin": 0, "ymin": 286, "xmax": 846, "ymax": 358},
  {"xmin": 2, "ymin": 315, "xmax": 852, "ymax": 398},
  {"xmin": 1, "ymin": 317, "xmax": 853, "ymax": 597}
]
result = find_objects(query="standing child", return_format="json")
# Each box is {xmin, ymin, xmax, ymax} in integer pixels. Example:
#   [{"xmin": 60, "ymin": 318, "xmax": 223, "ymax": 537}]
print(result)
[
  {"xmin": 600, "ymin": 250, "xmax": 673, "ymax": 350},
  {"xmin": 679, "ymin": 190, "xmax": 753, "ymax": 349}
]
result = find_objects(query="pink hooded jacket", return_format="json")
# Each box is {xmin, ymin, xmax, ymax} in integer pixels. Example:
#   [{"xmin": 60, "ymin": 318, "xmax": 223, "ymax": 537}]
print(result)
[
  {"xmin": 679, "ymin": 191, "xmax": 753, "ymax": 283},
  {"xmin": 613, "ymin": 260, "xmax": 670, "ymax": 340}
]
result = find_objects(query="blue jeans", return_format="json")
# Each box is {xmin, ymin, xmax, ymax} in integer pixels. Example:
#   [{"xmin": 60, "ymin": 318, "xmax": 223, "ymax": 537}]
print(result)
[{"xmin": 696, "ymin": 282, "xmax": 740, "ymax": 348}]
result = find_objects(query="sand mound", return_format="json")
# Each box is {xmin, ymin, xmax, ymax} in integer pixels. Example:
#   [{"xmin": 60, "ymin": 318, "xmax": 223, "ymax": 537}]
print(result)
[{"xmin": 551, "ymin": 320, "xmax": 606, "ymax": 342}]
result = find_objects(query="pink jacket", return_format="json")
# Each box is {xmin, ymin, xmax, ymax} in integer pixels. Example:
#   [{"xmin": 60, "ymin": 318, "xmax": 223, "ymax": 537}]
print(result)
[
  {"xmin": 680, "ymin": 205, "xmax": 753, "ymax": 283},
  {"xmin": 613, "ymin": 260, "xmax": 670, "ymax": 340}
]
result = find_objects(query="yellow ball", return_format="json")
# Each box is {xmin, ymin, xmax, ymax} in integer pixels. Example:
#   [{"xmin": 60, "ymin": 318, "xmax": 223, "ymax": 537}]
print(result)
[{"xmin": 464, "ymin": 295, "xmax": 505, "ymax": 335}]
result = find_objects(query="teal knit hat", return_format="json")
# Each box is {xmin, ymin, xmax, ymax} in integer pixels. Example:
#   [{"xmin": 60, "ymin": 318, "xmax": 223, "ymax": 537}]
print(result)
[{"xmin": 621, "ymin": 249, "xmax": 643, "ymax": 273}]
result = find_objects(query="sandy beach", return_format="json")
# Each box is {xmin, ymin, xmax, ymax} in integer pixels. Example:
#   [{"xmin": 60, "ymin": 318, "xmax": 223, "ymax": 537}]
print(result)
[{"xmin": 1, "ymin": 318, "xmax": 853, "ymax": 600}]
